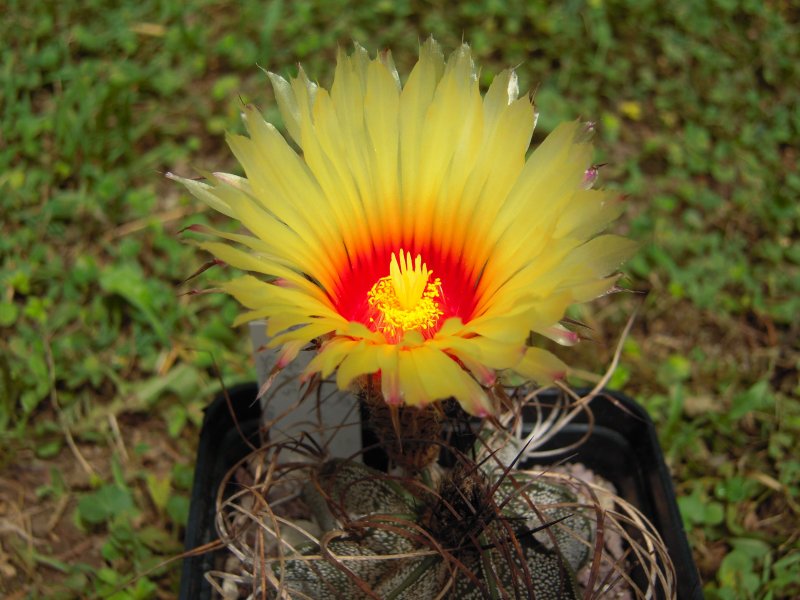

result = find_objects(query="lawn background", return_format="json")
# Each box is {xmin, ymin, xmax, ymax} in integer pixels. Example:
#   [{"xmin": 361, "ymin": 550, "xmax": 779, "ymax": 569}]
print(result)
[{"xmin": 1, "ymin": 0, "xmax": 798, "ymax": 598}]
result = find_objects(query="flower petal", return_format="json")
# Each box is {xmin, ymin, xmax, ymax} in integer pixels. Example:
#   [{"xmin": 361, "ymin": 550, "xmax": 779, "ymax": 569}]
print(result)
[{"xmin": 513, "ymin": 347, "xmax": 568, "ymax": 384}]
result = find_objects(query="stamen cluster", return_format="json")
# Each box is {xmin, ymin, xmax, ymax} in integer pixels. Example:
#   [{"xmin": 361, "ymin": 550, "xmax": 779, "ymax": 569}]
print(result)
[{"xmin": 367, "ymin": 251, "xmax": 443, "ymax": 341}]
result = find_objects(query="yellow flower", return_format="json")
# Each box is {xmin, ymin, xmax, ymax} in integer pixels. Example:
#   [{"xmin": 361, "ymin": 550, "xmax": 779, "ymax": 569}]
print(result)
[{"xmin": 171, "ymin": 40, "xmax": 635, "ymax": 416}]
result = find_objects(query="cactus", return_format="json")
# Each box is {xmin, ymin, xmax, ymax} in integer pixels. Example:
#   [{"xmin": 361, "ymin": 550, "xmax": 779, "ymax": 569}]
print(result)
[
  {"xmin": 450, "ymin": 473, "xmax": 591, "ymax": 599},
  {"xmin": 278, "ymin": 459, "xmax": 443, "ymax": 599},
  {"xmin": 274, "ymin": 459, "xmax": 593, "ymax": 599}
]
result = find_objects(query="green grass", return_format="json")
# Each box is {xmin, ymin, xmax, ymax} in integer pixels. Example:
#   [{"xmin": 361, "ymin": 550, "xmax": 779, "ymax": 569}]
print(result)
[{"xmin": 1, "ymin": 0, "xmax": 798, "ymax": 597}]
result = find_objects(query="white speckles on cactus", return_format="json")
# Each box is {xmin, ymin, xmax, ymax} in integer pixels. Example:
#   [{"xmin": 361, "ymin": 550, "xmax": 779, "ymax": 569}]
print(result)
[
  {"xmin": 303, "ymin": 459, "xmax": 418, "ymax": 531},
  {"xmin": 494, "ymin": 474, "xmax": 593, "ymax": 570},
  {"xmin": 452, "ymin": 538, "xmax": 582, "ymax": 600},
  {"xmin": 279, "ymin": 460, "xmax": 442, "ymax": 599},
  {"xmin": 452, "ymin": 475, "xmax": 592, "ymax": 599},
  {"xmin": 475, "ymin": 426, "xmax": 524, "ymax": 468},
  {"xmin": 276, "ymin": 459, "xmax": 593, "ymax": 599}
]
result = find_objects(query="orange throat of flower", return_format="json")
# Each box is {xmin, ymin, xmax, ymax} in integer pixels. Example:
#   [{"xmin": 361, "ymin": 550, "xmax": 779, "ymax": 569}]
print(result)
[{"xmin": 367, "ymin": 250, "xmax": 443, "ymax": 342}]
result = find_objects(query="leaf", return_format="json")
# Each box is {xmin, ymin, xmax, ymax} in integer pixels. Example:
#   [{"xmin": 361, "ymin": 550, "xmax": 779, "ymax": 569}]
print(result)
[
  {"xmin": 657, "ymin": 354, "xmax": 692, "ymax": 386},
  {"xmin": 0, "ymin": 302, "xmax": 19, "ymax": 326},
  {"xmin": 77, "ymin": 484, "xmax": 135, "ymax": 525},
  {"xmin": 164, "ymin": 404, "xmax": 187, "ymax": 438},
  {"xmin": 730, "ymin": 537, "xmax": 771, "ymax": 559},
  {"xmin": 97, "ymin": 566, "xmax": 123, "ymax": 585},
  {"xmin": 138, "ymin": 526, "xmax": 180, "ymax": 554},
  {"xmin": 172, "ymin": 463, "xmax": 194, "ymax": 491},
  {"xmin": 729, "ymin": 380, "xmax": 772, "ymax": 421},
  {"xmin": 715, "ymin": 476, "xmax": 761, "ymax": 503},
  {"xmin": 145, "ymin": 474, "xmax": 171, "ymax": 512},
  {"xmin": 111, "ymin": 456, "xmax": 127, "ymax": 490},
  {"xmin": 772, "ymin": 552, "xmax": 800, "ymax": 588},
  {"xmin": 133, "ymin": 363, "xmax": 202, "ymax": 408},
  {"xmin": 99, "ymin": 264, "xmax": 168, "ymax": 343},
  {"xmin": 166, "ymin": 494, "xmax": 190, "ymax": 526},
  {"xmin": 678, "ymin": 492, "xmax": 705, "ymax": 527},
  {"xmin": 703, "ymin": 502, "xmax": 725, "ymax": 526},
  {"xmin": 602, "ymin": 361, "xmax": 628, "ymax": 389},
  {"xmin": 718, "ymin": 549, "xmax": 762, "ymax": 595},
  {"xmin": 129, "ymin": 577, "xmax": 158, "ymax": 600},
  {"xmin": 678, "ymin": 488, "xmax": 724, "ymax": 527},
  {"xmin": 35, "ymin": 439, "xmax": 62, "ymax": 458}
]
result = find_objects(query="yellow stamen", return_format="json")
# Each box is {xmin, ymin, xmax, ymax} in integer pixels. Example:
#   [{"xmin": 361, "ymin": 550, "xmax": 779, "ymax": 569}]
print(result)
[{"xmin": 368, "ymin": 250, "xmax": 443, "ymax": 340}]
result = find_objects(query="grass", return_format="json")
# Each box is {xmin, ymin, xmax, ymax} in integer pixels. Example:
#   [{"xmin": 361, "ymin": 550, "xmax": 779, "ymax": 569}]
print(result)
[{"xmin": 1, "ymin": 0, "xmax": 798, "ymax": 597}]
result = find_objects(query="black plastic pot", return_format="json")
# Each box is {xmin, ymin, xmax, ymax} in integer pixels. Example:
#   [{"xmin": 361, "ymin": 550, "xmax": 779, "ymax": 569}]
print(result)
[{"xmin": 180, "ymin": 383, "xmax": 702, "ymax": 599}]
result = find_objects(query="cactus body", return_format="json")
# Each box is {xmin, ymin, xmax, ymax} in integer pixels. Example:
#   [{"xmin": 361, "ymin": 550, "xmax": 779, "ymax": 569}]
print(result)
[{"xmin": 274, "ymin": 459, "xmax": 593, "ymax": 599}]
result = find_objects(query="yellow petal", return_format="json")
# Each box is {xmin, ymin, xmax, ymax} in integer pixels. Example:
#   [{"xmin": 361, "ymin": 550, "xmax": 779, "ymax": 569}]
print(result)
[
  {"xmin": 377, "ymin": 344, "xmax": 401, "ymax": 404},
  {"xmin": 429, "ymin": 334, "xmax": 524, "ymax": 369},
  {"xmin": 443, "ymin": 348, "xmax": 497, "ymax": 387},
  {"xmin": 411, "ymin": 346, "xmax": 492, "ymax": 415},
  {"xmin": 269, "ymin": 320, "xmax": 337, "ymax": 347},
  {"xmin": 554, "ymin": 190, "xmax": 625, "ymax": 240},
  {"xmin": 303, "ymin": 337, "xmax": 357, "ymax": 380},
  {"xmin": 195, "ymin": 241, "xmax": 332, "ymax": 304},
  {"xmin": 336, "ymin": 341, "xmax": 380, "ymax": 390},
  {"xmin": 513, "ymin": 347, "xmax": 568, "ymax": 384},
  {"xmin": 276, "ymin": 340, "xmax": 306, "ymax": 369},
  {"xmin": 399, "ymin": 37, "xmax": 445, "ymax": 224},
  {"xmin": 364, "ymin": 58, "xmax": 402, "ymax": 246},
  {"xmin": 168, "ymin": 174, "xmax": 235, "ymax": 218},
  {"xmin": 267, "ymin": 71, "xmax": 302, "ymax": 146}
]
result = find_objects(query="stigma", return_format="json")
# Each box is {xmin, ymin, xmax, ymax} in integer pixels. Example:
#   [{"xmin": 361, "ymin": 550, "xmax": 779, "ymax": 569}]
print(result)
[{"xmin": 367, "ymin": 250, "xmax": 443, "ymax": 341}]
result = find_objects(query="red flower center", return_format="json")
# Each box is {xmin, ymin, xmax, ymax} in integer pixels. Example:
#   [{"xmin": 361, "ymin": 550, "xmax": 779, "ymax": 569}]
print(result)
[{"xmin": 331, "ymin": 242, "xmax": 478, "ymax": 342}]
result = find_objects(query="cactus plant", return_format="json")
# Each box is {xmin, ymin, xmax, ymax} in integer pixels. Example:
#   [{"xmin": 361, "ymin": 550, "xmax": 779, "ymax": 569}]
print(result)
[
  {"xmin": 180, "ymin": 37, "xmax": 679, "ymax": 600},
  {"xmin": 272, "ymin": 458, "xmax": 593, "ymax": 599}
]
